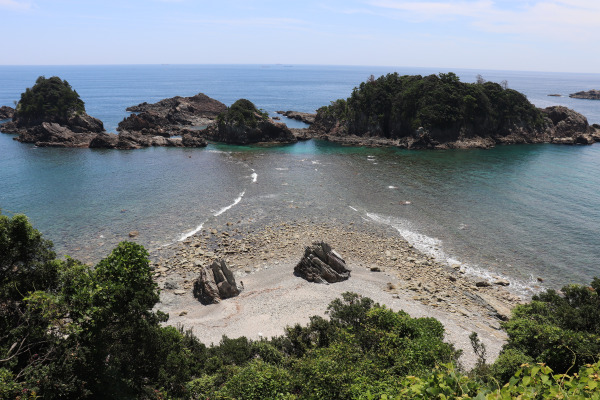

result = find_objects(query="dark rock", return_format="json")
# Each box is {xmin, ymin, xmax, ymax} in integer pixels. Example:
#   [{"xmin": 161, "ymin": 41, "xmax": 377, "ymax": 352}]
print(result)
[
  {"xmin": 569, "ymin": 89, "xmax": 600, "ymax": 100},
  {"xmin": 117, "ymin": 111, "xmax": 170, "ymax": 136},
  {"xmin": 193, "ymin": 259, "xmax": 242, "ymax": 305},
  {"xmin": 18, "ymin": 122, "xmax": 98, "ymax": 147},
  {"xmin": 276, "ymin": 110, "xmax": 316, "ymax": 124},
  {"xmin": 193, "ymin": 266, "xmax": 221, "ymax": 305},
  {"xmin": 294, "ymin": 241, "xmax": 351, "ymax": 283},
  {"xmin": 0, "ymin": 105, "xmax": 15, "ymax": 120},
  {"xmin": 475, "ymin": 281, "xmax": 491, "ymax": 288},
  {"xmin": 181, "ymin": 132, "xmax": 208, "ymax": 147},
  {"xmin": 89, "ymin": 133, "xmax": 119, "ymax": 149},
  {"xmin": 126, "ymin": 93, "xmax": 227, "ymax": 126},
  {"xmin": 207, "ymin": 120, "xmax": 296, "ymax": 145}
]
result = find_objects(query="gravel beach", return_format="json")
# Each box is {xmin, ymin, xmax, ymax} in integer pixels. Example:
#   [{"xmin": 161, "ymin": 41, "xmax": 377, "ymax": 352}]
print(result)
[{"xmin": 151, "ymin": 218, "xmax": 521, "ymax": 369}]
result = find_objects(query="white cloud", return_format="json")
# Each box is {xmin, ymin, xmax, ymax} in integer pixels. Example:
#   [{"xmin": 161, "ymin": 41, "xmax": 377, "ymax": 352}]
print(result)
[
  {"xmin": 0, "ymin": 0, "xmax": 31, "ymax": 10},
  {"xmin": 367, "ymin": 0, "xmax": 600, "ymax": 41}
]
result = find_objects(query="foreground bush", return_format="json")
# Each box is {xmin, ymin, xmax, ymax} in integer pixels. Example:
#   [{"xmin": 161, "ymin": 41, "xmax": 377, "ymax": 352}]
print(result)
[{"xmin": 1, "ymin": 211, "xmax": 599, "ymax": 399}]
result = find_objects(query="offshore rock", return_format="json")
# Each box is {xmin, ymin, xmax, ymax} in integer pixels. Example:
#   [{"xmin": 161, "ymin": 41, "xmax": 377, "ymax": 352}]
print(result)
[
  {"xmin": 569, "ymin": 90, "xmax": 600, "ymax": 100},
  {"xmin": 275, "ymin": 111, "xmax": 316, "ymax": 124},
  {"xmin": 294, "ymin": 241, "xmax": 351, "ymax": 284},
  {"xmin": 117, "ymin": 111, "xmax": 171, "ymax": 136},
  {"xmin": 89, "ymin": 132, "xmax": 119, "ymax": 149},
  {"xmin": 0, "ymin": 105, "xmax": 15, "ymax": 120},
  {"xmin": 181, "ymin": 132, "xmax": 208, "ymax": 147},
  {"xmin": 126, "ymin": 93, "xmax": 227, "ymax": 126},
  {"xmin": 193, "ymin": 259, "xmax": 242, "ymax": 305},
  {"xmin": 207, "ymin": 119, "xmax": 297, "ymax": 145},
  {"xmin": 3, "ymin": 110, "xmax": 106, "ymax": 147},
  {"xmin": 19, "ymin": 122, "xmax": 98, "ymax": 148}
]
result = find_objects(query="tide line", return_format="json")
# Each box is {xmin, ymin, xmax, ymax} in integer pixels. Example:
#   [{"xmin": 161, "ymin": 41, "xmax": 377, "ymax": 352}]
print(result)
[{"xmin": 214, "ymin": 191, "xmax": 245, "ymax": 216}]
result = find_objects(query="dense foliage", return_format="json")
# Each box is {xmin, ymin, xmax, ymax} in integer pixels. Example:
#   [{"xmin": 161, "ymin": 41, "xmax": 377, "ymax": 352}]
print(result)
[
  {"xmin": 315, "ymin": 73, "xmax": 545, "ymax": 140},
  {"xmin": 1, "ymin": 212, "xmax": 599, "ymax": 399},
  {"xmin": 217, "ymin": 98, "xmax": 268, "ymax": 128},
  {"xmin": 493, "ymin": 278, "xmax": 600, "ymax": 380},
  {"xmin": 14, "ymin": 76, "xmax": 85, "ymax": 125}
]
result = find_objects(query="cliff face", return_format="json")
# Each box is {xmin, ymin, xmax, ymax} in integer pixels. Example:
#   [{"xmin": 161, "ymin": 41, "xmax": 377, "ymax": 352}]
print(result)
[{"xmin": 309, "ymin": 73, "xmax": 600, "ymax": 149}]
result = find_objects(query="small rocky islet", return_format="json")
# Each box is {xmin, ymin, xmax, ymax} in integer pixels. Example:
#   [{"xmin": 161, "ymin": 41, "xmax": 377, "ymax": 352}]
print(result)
[
  {"xmin": 1, "ymin": 73, "xmax": 600, "ymax": 149},
  {"xmin": 569, "ymin": 89, "xmax": 600, "ymax": 100}
]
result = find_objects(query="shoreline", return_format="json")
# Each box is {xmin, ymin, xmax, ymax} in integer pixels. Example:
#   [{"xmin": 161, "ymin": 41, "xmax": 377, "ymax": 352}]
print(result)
[{"xmin": 151, "ymin": 218, "xmax": 521, "ymax": 369}]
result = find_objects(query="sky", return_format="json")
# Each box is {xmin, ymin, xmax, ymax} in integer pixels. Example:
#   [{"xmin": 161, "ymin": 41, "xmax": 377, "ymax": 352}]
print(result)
[{"xmin": 1, "ymin": 0, "xmax": 599, "ymax": 73}]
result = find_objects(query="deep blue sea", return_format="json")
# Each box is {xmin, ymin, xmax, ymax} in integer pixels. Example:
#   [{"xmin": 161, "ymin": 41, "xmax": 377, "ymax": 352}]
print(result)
[{"xmin": 1, "ymin": 65, "xmax": 599, "ymax": 294}]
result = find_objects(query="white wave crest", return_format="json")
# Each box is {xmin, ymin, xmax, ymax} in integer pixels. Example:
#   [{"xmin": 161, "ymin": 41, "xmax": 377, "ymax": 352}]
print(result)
[
  {"xmin": 178, "ymin": 222, "xmax": 205, "ymax": 242},
  {"xmin": 214, "ymin": 191, "xmax": 245, "ymax": 216}
]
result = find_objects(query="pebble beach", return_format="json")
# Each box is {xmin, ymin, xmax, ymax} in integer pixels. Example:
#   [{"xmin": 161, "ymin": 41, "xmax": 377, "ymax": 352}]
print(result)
[{"xmin": 151, "ymin": 215, "xmax": 522, "ymax": 369}]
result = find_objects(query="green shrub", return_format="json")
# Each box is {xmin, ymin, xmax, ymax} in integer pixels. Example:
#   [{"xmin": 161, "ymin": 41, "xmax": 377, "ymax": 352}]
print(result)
[
  {"xmin": 497, "ymin": 277, "xmax": 600, "ymax": 374},
  {"xmin": 218, "ymin": 98, "xmax": 268, "ymax": 128}
]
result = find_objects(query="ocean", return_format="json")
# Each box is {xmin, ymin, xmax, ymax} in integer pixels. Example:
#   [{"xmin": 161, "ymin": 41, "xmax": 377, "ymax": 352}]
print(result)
[{"xmin": 1, "ymin": 64, "xmax": 599, "ymax": 294}]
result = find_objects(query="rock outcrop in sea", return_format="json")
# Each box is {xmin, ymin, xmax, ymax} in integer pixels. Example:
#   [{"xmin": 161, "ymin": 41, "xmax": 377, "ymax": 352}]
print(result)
[
  {"xmin": 275, "ymin": 110, "xmax": 316, "ymax": 125},
  {"xmin": 193, "ymin": 259, "xmax": 243, "ymax": 304},
  {"xmin": 206, "ymin": 99, "xmax": 297, "ymax": 145},
  {"xmin": 0, "ymin": 106, "xmax": 14, "ymax": 120},
  {"xmin": 3, "ymin": 110, "xmax": 106, "ymax": 148},
  {"xmin": 569, "ymin": 90, "xmax": 600, "ymax": 100},
  {"xmin": 294, "ymin": 242, "xmax": 351, "ymax": 283}
]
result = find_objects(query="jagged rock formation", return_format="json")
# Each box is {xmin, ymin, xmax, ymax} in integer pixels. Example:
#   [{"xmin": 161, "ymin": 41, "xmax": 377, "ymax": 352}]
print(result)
[
  {"xmin": 126, "ymin": 93, "xmax": 227, "ymax": 127},
  {"xmin": 569, "ymin": 90, "xmax": 600, "ymax": 100},
  {"xmin": 275, "ymin": 111, "xmax": 316, "ymax": 124},
  {"xmin": 193, "ymin": 259, "xmax": 242, "ymax": 304},
  {"xmin": 0, "ymin": 106, "xmax": 14, "ymax": 120},
  {"xmin": 294, "ymin": 242, "xmax": 351, "ymax": 283}
]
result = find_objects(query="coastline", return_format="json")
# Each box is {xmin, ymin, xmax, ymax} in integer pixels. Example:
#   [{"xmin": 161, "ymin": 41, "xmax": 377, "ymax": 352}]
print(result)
[{"xmin": 151, "ymin": 217, "xmax": 521, "ymax": 369}]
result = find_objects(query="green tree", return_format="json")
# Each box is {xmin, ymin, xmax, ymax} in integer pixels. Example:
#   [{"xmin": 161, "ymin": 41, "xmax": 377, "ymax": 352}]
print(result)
[{"xmin": 15, "ymin": 76, "xmax": 85, "ymax": 125}]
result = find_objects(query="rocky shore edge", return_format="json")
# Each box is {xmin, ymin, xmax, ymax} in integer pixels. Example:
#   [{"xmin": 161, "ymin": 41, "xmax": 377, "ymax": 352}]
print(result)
[
  {"xmin": 286, "ymin": 106, "xmax": 600, "ymax": 149},
  {"xmin": 149, "ymin": 218, "xmax": 523, "ymax": 367}
]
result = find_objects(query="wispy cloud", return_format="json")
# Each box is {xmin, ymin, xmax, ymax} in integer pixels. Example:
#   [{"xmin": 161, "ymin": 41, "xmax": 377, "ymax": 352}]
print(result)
[
  {"xmin": 0, "ymin": 0, "xmax": 31, "ymax": 10},
  {"xmin": 186, "ymin": 17, "xmax": 308, "ymax": 28},
  {"xmin": 367, "ymin": 0, "xmax": 600, "ymax": 40}
]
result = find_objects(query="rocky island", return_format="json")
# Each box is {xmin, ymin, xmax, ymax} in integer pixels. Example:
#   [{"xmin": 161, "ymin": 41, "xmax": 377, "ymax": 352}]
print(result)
[
  {"xmin": 205, "ymin": 98, "xmax": 296, "ymax": 145},
  {"xmin": 2, "ymin": 73, "xmax": 599, "ymax": 150},
  {"xmin": 0, "ymin": 76, "xmax": 106, "ymax": 147},
  {"xmin": 569, "ymin": 89, "xmax": 600, "ymax": 100},
  {"xmin": 302, "ymin": 73, "xmax": 600, "ymax": 148}
]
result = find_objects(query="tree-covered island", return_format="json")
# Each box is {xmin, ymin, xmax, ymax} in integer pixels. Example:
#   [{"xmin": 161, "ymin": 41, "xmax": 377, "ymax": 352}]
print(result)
[
  {"xmin": 309, "ymin": 73, "xmax": 600, "ymax": 149},
  {"xmin": 1, "ymin": 73, "xmax": 599, "ymax": 149}
]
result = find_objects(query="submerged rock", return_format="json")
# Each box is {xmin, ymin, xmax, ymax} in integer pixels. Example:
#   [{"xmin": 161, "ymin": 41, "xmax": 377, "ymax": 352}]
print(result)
[
  {"xmin": 193, "ymin": 259, "xmax": 242, "ymax": 304},
  {"xmin": 294, "ymin": 241, "xmax": 351, "ymax": 283}
]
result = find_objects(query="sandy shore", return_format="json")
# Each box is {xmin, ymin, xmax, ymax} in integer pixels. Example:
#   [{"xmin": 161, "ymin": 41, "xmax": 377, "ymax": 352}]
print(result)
[{"xmin": 152, "ymin": 218, "xmax": 521, "ymax": 369}]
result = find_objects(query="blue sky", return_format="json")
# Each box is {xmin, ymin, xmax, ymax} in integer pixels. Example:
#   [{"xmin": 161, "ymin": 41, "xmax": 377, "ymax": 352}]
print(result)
[{"xmin": 1, "ymin": 0, "xmax": 598, "ymax": 72}]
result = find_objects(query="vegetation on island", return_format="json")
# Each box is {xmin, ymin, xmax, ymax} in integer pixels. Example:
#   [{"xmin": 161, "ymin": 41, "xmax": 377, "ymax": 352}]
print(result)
[
  {"xmin": 1, "ymin": 211, "xmax": 599, "ymax": 399},
  {"xmin": 217, "ymin": 99, "xmax": 269, "ymax": 129},
  {"xmin": 14, "ymin": 76, "xmax": 86, "ymax": 125},
  {"xmin": 315, "ymin": 73, "xmax": 546, "ymax": 139}
]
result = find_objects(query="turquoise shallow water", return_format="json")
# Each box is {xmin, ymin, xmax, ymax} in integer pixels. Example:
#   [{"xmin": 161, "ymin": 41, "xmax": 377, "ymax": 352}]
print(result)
[{"xmin": 1, "ymin": 65, "xmax": 599, "ymax": 293}]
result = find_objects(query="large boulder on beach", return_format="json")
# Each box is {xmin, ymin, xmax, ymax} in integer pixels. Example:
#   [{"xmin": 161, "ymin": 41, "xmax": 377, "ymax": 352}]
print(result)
[
  {"xmin": 294, "ymin": 241, "xmax": 351, "ymax": 283},
  {"xmin": 193, "ymin": 259, "xmax": 242, "ymax": 304}
]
